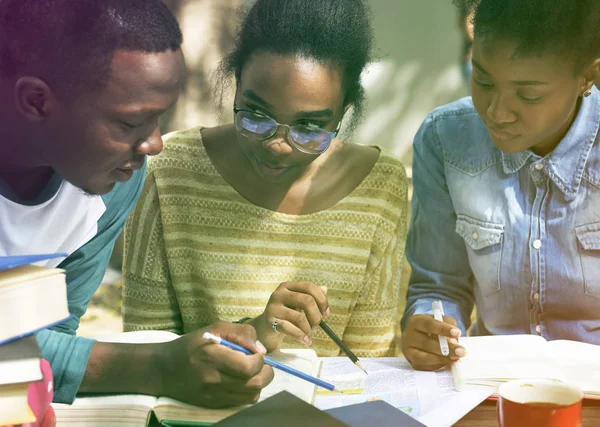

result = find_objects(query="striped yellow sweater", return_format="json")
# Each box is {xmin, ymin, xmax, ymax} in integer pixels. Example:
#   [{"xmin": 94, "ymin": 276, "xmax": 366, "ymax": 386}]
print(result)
[{"xmin": 122, "ymin": 127, "xmax": 408, "ymax": 357}]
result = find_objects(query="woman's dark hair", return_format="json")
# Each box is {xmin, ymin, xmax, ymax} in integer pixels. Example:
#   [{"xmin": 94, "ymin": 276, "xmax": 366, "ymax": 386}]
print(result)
[
  {"xmin": 460, "ymin": 0, "xmax": 600, "ymax": 72},
  {"xmin": 215, "ymin": 0, "xmax": 374, "ymax": 132}
]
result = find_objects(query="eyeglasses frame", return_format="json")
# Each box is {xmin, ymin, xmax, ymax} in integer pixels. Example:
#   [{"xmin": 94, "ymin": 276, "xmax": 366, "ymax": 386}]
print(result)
[{"xmin": 233, "ymin": 105, "xmax": 342, "ymax": 155}]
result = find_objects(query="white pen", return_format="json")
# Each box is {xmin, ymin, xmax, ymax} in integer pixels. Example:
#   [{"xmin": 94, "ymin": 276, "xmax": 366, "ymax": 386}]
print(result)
[{"xmin": 432, "ymin": 300, "xmax": 450, "ymax": 356}]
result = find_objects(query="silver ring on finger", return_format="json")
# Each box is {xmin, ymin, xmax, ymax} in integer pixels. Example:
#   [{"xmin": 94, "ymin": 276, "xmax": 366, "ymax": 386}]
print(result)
[{"xmin": 272, "ymin": 317, "xmax": 280, "ymax": 333}]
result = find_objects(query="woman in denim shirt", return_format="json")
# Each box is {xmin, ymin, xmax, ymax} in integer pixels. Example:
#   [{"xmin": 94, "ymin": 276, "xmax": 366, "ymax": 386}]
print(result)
[{"xmin": 400, "ymin": 0, "xmax": 600, "ymax": 371}]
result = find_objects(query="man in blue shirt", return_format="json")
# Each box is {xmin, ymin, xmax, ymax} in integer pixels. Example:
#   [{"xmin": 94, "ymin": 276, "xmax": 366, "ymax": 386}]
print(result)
[{"xmin": 0, "ymin": 0, "xmax": 273, "ymax": 406}]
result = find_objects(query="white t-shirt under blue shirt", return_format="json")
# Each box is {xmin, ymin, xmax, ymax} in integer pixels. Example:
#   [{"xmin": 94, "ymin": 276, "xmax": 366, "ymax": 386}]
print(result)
[{"xmin": 0, "ymin": 165, "xmax": 145, "ymax": 403}]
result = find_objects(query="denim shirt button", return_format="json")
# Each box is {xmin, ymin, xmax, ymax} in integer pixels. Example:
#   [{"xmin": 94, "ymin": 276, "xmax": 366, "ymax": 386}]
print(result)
[
  {"xmin": 533, "ymin": 292, "xmax": 539, "ymax": 302},
  {"xmin": 534, "ymin": 162, "xmax": 544, "ymax": 170},
  {"xmin": 535, "ymin": 324, "xmax": 542, "ymax": 334},
  {"xmin": 472, "ymin": 229, "xmax": 479, "ymax": 240},
  {"xmin": 533, "ymin": 239, "xmax": 542, "ymax": 249}
]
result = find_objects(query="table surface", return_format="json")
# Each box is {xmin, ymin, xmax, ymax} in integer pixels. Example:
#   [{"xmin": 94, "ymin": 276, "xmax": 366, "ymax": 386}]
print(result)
[{"xmin": 454, "ymin": 399, "xmax": 600, "ymax": 426}]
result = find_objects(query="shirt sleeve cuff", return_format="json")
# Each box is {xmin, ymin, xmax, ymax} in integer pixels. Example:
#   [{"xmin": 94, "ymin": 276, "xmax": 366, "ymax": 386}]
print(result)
[
  {"xmin": 36, "ymin": 329, "xmax": 96, "ymax": 403},
  {"xmin": 401, "ymin": 298, "xmax": 467, "ymax": 334}
]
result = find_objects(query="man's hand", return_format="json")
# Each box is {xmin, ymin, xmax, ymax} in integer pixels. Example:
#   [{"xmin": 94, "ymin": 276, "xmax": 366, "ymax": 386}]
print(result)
[
  {"xmin": 157, "ymin": 322, "xmax": 274, "ymax": 408},
  {"xmin": 401, "ymin": 314, "xmax": 466, "ymax": 371}
]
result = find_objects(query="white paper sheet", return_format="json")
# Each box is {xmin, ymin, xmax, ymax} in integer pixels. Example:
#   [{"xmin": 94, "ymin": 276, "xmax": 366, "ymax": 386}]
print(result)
[{"xmin": 314, "ymin": 357, "xmax": 492, "ymax": 427}]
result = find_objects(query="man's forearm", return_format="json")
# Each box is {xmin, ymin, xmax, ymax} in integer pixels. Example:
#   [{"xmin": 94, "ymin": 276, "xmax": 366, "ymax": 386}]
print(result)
[{"xmin": 79, "ymin": 341, "xmax": 167, "ymax": 396}]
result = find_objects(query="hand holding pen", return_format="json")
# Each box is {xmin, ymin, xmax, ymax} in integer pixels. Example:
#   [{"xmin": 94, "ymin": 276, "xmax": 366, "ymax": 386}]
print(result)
[
  {"xmin": 157, "ymin": 322, "xmax": 274, "ymax": 408},
  {"xmin": 250, "ymin": 281, "xmax": 331, "ymax": 352},
  {"xmin": 400, "ymin": 300, "xmax": 467, "ymax": 372},
  {"xmin": 203, "ymin": 332, "xmax": 338, "ymax": 392},
  {"xmin": 249, "ymin": 281, "xmax": 367, "ymax": 374}
]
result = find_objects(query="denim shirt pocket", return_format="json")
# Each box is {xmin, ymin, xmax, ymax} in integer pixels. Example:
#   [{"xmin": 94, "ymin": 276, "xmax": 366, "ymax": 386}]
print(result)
[
  {"xmin": 455, "ymin": 214, "xmax": 505, "ymax": 296},
  {"xmin": 575, "ymin": 222, "xmax": 600, "ymax": 298}
]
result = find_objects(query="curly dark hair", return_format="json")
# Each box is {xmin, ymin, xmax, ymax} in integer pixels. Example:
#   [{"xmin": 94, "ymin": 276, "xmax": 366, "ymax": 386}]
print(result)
[
  {"xmin": 0, "ymin": 0, "xmax": 182, "ymax": 99},
  {"xmin": 457, "ymin": 0, "xmax": 600, "ymax": 72},
  {"xmin": 215, "ymin": 0, "xmax": 374, "ymax": 133}
]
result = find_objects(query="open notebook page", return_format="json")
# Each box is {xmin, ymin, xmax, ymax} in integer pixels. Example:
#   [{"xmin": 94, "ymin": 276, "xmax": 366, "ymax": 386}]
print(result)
[
  {"xmin": 453, "ymin": 335, "xmax": 564, "ymax": 389},
  {"xmin": 314, "ymin": 357, "xmax": 366, "ymax": 393},
  {"xmin": 53, "ymin": 394, "xmax": 157, "ymax": 427},
  {"xmin": 315, "ymin": 357, "xmax": 491, "ymax": 427},
  {"xmin": 547, "ymin": 340, "xmax": 600, "ymax": 397}
]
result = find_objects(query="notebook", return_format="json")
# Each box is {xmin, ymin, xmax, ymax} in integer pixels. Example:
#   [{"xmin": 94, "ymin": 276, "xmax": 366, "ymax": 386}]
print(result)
[
  {"xmin": 211, "ymin": 391, "xmax": 347, "ymax": 427},
  {"xmin": 326, "ymin": 400, "xmax": 427, "ymax": 427},
  {"xmin": 53, "ymin": 331, "xmax": 322, "ymax": 427},
  {"xmin": 452, "ymin": 335, "xmax": 600, "ymax": 399}
]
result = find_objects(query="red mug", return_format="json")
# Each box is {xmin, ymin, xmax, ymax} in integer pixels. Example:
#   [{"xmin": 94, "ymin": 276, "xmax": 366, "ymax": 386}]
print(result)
[{"xmin": 497, "ymin": 379, "xmax": 583, "ymax": 427}]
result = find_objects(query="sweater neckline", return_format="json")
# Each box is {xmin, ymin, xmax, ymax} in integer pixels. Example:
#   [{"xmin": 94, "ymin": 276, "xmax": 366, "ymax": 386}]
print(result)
[{"xmin": 195, "ymin": 126, "xmax": 386, "ymax": 219}]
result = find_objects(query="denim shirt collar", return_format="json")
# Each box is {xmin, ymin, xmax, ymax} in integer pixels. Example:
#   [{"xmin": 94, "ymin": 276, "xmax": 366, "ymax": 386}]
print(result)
[
  {"xmin": 501, "ymin": 150, "xmax": 533, "ymax": 174},
  {"xmin": 502, "ymin": 87, "xmax": 600, "ymax": 200}
]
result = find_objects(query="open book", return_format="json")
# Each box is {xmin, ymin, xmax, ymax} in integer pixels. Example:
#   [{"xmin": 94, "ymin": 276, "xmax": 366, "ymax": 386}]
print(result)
[
  {"xmin": 451, "ymin": 335, "xmax": 600, "ymax": 399},
  {"xmin": 52, "ymin": 331, "xmax": 321, "ymax": 427}
]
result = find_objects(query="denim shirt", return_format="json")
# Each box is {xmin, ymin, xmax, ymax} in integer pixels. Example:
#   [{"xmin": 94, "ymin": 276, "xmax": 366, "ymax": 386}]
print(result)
[{"xmin": 402, "ymin": 88, "xmax": 600, "ymax": 344}]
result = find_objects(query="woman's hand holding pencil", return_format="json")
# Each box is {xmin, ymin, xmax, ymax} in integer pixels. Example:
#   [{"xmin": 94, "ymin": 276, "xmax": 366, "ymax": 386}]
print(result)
[
  {"xmin": 250, "ymin": 281, "xmax": 331, "ymax": 353},
  {"xmin": 244, "ymin": 282, "xmax": 367, "ymax": 374}
]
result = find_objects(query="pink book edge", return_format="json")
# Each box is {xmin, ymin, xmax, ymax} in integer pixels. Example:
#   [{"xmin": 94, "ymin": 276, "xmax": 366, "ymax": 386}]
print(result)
[{"xmin": 4, "ymin": 359, "xmax": 55, "ymax": 427}]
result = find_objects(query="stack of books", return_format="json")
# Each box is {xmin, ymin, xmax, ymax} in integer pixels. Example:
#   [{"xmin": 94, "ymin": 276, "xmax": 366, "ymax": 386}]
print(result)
[{"xmin": 0, "ymin": 254, "xmax": 71, "ymax": 427}]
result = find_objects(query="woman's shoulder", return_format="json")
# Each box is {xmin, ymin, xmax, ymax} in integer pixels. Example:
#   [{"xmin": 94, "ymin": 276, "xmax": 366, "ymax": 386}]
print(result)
[
  {"xmin": 337, "ymin": 144, "xmax": 408, "ymax": 214},
  {"xmin": 416, "ymin": 98, "xmax": 498, "ymax": 166},
  {"xmin": 417, "ymin": 97, "xmax": 483, "ymax": 141},
  {"xmin": 352, "ymin": 144, "xmax": 407, "ymax": 187},
  {"xmin": 148, "ymin": 126, "xmax": 211, "ymax": 174},
  {"xmin": 340, "ymin": 145, "xmax": 407, "ymax": 237}
]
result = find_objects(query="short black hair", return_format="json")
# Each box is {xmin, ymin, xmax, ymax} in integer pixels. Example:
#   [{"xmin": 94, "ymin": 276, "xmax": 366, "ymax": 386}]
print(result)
[
  {"xmin": 0, "ymin": 0, "xmax": 183, "ymax": 98},
  {"xmin": 460, "ymin": 0, "xmax": 600, "ymax": 72},
  {"xmin": 216, "ymin": 0, "xmax": 374, "ymax": 132}
]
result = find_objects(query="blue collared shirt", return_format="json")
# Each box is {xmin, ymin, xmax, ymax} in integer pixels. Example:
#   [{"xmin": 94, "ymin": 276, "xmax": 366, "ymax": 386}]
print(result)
[{"xmin": 402, "ymin": 88, "xmax": 600, "ymax": 344}]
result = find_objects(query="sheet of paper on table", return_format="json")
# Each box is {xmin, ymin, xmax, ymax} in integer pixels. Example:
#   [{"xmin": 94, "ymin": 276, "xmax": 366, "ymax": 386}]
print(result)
[{"xmin": 314, "ymin": 357, "xmax": 493, "ymax": 427}]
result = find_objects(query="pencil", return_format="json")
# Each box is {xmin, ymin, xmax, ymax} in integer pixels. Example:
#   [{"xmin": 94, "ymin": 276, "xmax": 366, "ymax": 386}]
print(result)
[
  {"xmin": 319, "ymin": 320, "xmax": 368, "ymax": 375},
  {"xmin": 202, "ymin": 332, "xmax": 338, "ymax": 392}
]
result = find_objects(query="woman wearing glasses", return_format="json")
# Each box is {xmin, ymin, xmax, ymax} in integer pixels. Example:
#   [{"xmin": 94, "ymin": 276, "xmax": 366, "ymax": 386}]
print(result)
[{"xmin": 122, "ymin": 0, "xmax": 408, "ymax": 357}]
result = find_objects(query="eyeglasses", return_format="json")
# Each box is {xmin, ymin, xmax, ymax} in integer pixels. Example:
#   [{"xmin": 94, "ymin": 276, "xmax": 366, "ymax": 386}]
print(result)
[{"xmin": 233, "ymin": 106, "xmax": 341, "ymax": 154}]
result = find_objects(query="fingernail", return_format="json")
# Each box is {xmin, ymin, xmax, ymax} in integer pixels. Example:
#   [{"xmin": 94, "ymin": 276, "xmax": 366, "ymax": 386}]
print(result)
[
  {"xmin": 448, "ymin": 338, "xmax": 458, "ymax": 345},
  {"xmin": 320, "ymin": 285, "xmax": 328, "ymax": 295},
  {"xmin": 454, "ymin": 347, "xmax": 466, "ymax": 357},
  {"xmin": 325, "ymin": 307, "xmax": 331, "ymax": 317},
  {"xmin": 451, "ymin": 328, "xmax": 461, "ymax": 338},
  {"xmin": 255, "ymin": 340, "xmax": 267, "ymax": 354},
  {"xmin": 303, "ymin": 336, "xmax": 311, "ymax": 345}
]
